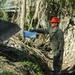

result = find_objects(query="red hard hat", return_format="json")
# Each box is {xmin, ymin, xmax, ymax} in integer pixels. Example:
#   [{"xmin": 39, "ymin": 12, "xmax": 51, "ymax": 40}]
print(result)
[{"xmin": 50, "ymin": 16, "xmax": 59, "ymax": 23}]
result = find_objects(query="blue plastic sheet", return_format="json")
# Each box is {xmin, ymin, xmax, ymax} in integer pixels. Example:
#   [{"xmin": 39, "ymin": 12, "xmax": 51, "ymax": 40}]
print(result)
[{"xmin": 23, "ymin": 31, "xmax": 36, "ymax": 38}]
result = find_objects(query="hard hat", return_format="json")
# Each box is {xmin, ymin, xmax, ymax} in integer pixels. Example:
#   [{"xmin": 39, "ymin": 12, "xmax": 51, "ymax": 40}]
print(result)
[{"xmin": 50, "ymin": 16, "xmax": 59, "ymax": 23}]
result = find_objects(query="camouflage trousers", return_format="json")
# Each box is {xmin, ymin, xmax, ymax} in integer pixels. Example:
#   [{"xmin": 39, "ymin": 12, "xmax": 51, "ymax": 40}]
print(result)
[{"xmin": 53, "ymin": 50, "xmax": 64, "ymax": 75}]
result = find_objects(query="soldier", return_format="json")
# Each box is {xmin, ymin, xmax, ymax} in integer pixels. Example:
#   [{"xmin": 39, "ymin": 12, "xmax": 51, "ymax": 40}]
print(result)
[{"xmin": 31, "ymin": 16, "xmax": 64, "ymax": 75}]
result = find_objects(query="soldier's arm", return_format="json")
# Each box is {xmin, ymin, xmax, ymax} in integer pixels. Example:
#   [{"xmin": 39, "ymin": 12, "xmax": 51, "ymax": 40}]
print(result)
[
  {"xmin": 57, "ymin": 30, "xmax": 64, "ymax": 51},
  {"xmin": 31, "ymin": 28, "xmax": 49, "ymax": 34}
]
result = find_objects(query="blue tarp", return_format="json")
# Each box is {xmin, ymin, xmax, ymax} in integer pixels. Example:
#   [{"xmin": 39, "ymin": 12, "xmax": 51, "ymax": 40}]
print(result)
[{"xmin": 23, "ymin": 31, "xmax": 36, "ymax": 38}]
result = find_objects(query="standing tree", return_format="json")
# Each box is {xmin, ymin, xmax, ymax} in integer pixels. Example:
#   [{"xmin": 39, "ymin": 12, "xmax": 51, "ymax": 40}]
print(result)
[{"xmin": 20, "ymin": 0, "xmax": 26, "ymax": 37}]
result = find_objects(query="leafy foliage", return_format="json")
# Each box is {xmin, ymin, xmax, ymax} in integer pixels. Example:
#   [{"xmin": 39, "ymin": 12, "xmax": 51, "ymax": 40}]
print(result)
[
  {"xmin": 22, "ymin": 61, "xmax": 43, "ymax": 75},
  {"xmin": 0, "ymin": 0, "xmax": 6, "ymax": 7},
  {"xmin": 0, "ymin": 12, "xmax": 9, "ymax": 21},
  {"xmin": 0, "ymin": 0, "xmax": 9, "ymax": 21}
]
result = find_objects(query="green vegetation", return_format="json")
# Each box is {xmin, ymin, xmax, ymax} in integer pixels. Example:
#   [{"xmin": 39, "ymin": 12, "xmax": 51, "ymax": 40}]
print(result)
[
  {"xmin": 0, "ymin": 0, "xmax": 9, "ymax": 21},
  {"xmin": 22, "ymin": 61, "xmax": 43, "ymax": 75},
  {"xmin": 0, "ymin": 11, "xmax": 9, "ymax": 21}
]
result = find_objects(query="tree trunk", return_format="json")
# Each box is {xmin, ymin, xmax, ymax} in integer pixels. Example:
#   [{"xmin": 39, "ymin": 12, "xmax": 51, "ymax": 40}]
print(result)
[{"xmin": 20, "ymin": 0, "xmax": 26, "ymax": 36}]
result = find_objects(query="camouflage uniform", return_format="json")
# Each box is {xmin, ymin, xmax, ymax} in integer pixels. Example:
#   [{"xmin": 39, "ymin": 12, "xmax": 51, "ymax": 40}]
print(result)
[{"xmin": 32, "ymin": 27, "xmax": 64, "ymax": 75}]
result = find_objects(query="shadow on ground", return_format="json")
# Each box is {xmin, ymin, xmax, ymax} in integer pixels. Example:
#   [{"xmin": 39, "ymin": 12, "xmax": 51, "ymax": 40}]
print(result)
[
  {"xmin": 61, "ymin": 65, "xmax": 75, "ymax": 75},
  {"xmin": 0, "ymin": 44, "xmax": 75, "ymax": 75},
  {"xmin": 49, "ymin": 65, "xmax": 75, "ymax": 75},
  {"xmin": 0, "ymin": 44, "xmax": 50, "ymax": 75},
  {"xmin": 0, "ymin": 44, "xmax": 29, "ymax": 62}
]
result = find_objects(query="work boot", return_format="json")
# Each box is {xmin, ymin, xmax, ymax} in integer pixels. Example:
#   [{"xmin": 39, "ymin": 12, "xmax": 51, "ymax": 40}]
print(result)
[
  {"xmin": 53, "ymin": 71, "xmax": 61, "ymax": 75},
  {"xmin": 49, "ymin": 71, "xmax": 54, "ymax": 75}
]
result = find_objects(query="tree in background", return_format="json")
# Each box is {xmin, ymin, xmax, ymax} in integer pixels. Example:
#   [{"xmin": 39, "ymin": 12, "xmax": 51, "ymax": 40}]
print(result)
[{"xmin": 20, "ymin": 0, "xmax": 26, "ymax": 36}]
